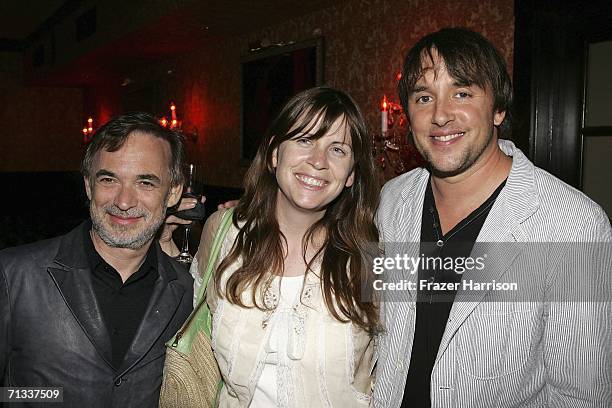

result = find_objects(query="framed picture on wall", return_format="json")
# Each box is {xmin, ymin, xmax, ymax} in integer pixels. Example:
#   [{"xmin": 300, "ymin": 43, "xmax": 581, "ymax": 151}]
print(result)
[{"xmin": 240, "ymin": 37, "xmax": 324, "ymax": 162}]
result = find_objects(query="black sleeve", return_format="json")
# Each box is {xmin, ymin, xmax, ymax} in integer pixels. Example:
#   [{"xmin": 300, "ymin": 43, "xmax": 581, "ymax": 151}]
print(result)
[{"xmin": 0, "ymin": 261, "xmax": 10, "ymax": 385}]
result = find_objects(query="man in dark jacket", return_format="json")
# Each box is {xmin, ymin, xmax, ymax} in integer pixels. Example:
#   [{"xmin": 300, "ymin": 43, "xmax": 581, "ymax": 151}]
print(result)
[{"xmin": 0, "ymin": 112, "xmax": 194, "ymax": 407}]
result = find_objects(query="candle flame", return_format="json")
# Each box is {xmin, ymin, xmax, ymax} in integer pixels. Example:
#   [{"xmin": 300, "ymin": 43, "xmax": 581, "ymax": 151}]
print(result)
[{"xmin": 381, "ymin": 95, "xmax": 388, "ymax": 111}]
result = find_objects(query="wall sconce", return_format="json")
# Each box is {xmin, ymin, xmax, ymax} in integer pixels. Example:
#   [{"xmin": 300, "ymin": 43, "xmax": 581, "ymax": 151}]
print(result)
[
  {"xmin": 82, "ymin": 117, "xmax": 95, "ymax": 144},
  {"xmin": 159, "ymin": 102, "xmax": 181, "ymax": 129},
  {"xmin": 159, "ymin": 102, "xmax": 198, "ymax": 143},
  {"xmin": 373, "ymin": 96, "xmax": 423, "ymax": 175}
]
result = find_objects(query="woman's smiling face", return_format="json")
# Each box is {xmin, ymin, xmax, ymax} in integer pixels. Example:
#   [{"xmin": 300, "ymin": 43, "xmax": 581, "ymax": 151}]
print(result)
[{"xmin": 272, "ymin": 112, "xmax": 355, "ymax": 218}]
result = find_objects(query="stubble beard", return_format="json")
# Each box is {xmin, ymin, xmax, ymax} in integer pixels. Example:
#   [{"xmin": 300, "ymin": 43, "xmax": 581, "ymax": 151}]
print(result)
[
  {"xmin": 90, "ymin": 201, "xmax": 168, "ymax": 250},
  {"xmin": 421, "ymin": 128, "xmax": 496, "ymax": 179}
]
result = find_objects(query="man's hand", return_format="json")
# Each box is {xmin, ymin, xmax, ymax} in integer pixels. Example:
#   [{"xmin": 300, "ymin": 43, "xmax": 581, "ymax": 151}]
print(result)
[
  {"xmin": 159, "ymin": 196, "xmax": 206, "ymax": 257},
  {"xmin": 217, "ymin": 200, "xmax": 239, "ymax": 210}
]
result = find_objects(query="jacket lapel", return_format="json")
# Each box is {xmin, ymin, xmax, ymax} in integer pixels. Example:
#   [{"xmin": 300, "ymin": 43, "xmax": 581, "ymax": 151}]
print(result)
[
  {"xmin": 435, "ymin": 141, "xmax": 540, "ymax": 363},
  {"xmin": 378, "ymin": 170, "xmax": 429, "ymax": 404},
  {"xmin": 47, "ymin": 222, "xmax": 114, "ymax": 368},
  {"xmin": 434, "ymin": 238, "xmax": 524, "ymax": 362},
  {"xmin": 387, "ymin": 170, "xmax": 428, "ymax": 305},
  {"xmin": 118, "ymin": 246, "xmax": 186, "ymax": 373},
  {"xmin": 397, "ymin": 169, "xmax": 428, "ymax": 244}
]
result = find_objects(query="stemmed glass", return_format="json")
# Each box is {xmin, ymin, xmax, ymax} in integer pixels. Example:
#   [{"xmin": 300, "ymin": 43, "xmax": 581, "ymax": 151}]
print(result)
[{"xmin": 175, "ymin": 163, "xmax": 205, "ymax": 264}]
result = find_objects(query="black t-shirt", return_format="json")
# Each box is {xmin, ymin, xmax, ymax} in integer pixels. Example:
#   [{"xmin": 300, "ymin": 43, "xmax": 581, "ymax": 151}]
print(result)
[
  {"xmin": 401, "ymin": 178, "xmax": 506, "ymax": 407},
  {"xmin": 85, "ymin": 225, "xmax": 158, "ymax": 370}
]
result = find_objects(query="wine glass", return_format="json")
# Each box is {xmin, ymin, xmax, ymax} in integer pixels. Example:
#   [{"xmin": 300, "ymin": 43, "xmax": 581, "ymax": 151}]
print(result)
[{"xmin": 175, "ymin": 163, "xmax": 205, "ymax": 264}]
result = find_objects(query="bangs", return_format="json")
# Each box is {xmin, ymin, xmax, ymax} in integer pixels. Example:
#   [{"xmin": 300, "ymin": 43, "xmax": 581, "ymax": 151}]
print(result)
[
  {"xmin": 262, "ymin": 87, "xmax": 369, "ymax": 167},
  {"xmin": 398, "ymin": 28, "xmax": 512, "ymax": 119},
  {"xmin": 432, "ymin": 46, "xmax": 488, "ymax": 90},
  {"xmin": 406, "ymin": 46, "xmax": 487, "ymax": 94},
  {"xmin": 284, "ymin": 105, "xmax": 349, "ymax": 143}
]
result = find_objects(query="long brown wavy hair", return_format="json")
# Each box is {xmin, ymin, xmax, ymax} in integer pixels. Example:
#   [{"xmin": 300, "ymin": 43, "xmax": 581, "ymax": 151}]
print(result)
[{"xmin": 215, "ymin": 87, "xmax": 380, "ymax": 333}]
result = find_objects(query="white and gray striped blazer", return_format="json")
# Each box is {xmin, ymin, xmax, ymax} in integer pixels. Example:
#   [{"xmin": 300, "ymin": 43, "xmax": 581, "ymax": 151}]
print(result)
[{"xmin": 373, "ymin": 139, "xmax": 612, "ymax": 407}]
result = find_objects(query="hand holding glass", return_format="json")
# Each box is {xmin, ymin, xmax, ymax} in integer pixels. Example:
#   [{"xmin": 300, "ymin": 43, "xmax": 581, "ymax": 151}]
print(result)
[{"xmin": 175, "ymin": 164, "xmax": 205, "ymax": 263}]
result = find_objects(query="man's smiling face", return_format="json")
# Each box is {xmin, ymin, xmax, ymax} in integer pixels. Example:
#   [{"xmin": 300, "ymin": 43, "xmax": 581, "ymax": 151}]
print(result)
[
  {"xmin": 407, "ymin": 50, "xmax": 506, "ymax": 178},
  {"xmin": 85, "ymin": 131, "xmax": 181, "ymax": 250}
]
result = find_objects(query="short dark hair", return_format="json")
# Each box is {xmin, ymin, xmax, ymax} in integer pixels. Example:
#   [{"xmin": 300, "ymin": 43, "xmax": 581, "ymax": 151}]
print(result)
[
  {"xmin": 81, "ymin": 112, "xmax": 185, "ymax": 187},
  {"xmin": 398, "ymin": 27, "xmax": 513, "ymax": 135}
]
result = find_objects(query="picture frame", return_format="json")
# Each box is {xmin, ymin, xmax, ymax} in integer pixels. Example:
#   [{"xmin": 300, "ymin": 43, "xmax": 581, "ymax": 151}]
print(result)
[{"xmin": 240, "ymin": 37, "xmax": 324, "ymax": 163}]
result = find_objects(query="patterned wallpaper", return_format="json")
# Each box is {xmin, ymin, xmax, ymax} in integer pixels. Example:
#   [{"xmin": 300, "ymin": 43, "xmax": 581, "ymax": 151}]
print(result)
[
  {"xmin": 168, "ymin": 0, "xmax": 514, "ymax": 187},
  {"xmin": 0, "ymin": 0, "xmax": 513, "ymax": 178}
]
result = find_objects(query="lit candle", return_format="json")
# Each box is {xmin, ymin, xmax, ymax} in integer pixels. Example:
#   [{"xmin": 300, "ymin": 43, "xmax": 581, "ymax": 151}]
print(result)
[
  {"xmin": 82, "ymin": 116, "xmax": 94, "ymax": 142},
  {"xmin": 381, "ymin": 95, "xmax": 388, "ymax": 134},
  {"xmin": 170, "ymin": 103, "xmax": 177, "ymax": 121}
]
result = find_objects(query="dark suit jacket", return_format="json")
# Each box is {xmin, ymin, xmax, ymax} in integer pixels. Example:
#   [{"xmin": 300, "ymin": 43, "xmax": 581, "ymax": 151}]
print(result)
[{"xmin": 0, "ymin": 221, "xmax": 193, "ymax": 407}]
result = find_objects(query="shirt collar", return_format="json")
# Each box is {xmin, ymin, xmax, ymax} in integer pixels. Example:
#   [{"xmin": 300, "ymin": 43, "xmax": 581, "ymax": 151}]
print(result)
[{"xmin": 84, "ymin": 220, "xmax": 158, "ymax": 281}]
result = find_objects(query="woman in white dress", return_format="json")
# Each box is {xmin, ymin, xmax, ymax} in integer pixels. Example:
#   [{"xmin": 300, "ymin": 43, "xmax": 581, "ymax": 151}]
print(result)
[{"xmin": 178, "ymin": 87, "xmax": 380, "ymax": 407}]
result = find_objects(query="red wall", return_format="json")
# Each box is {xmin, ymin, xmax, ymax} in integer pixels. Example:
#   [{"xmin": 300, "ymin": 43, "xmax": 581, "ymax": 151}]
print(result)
[
  {"xmin": 1, "ymin": 0, "xmax": 514, "ymax": 180},
  {"xmin": 0, "ymin": 53, "xmax": 83, "ymax": 172}
]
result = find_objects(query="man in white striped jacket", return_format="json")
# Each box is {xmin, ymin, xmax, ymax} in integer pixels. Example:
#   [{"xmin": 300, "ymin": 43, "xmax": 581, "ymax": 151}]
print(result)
[{"xmin": 373, "ymin": 28, "xmax": 611, "ymax": 408}]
